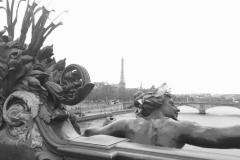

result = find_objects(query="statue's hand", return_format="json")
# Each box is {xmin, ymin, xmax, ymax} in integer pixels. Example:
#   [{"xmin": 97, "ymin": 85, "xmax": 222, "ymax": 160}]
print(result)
[{"xmin": 83, "ymin": 128, "xmax": 97, "ymax": 137}]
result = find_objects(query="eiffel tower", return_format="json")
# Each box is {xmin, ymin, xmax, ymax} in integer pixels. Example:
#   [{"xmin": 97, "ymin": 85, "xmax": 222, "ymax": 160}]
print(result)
[{"xmin": 119, "ymin": 58, "xmax": 126, "ymax": 88}]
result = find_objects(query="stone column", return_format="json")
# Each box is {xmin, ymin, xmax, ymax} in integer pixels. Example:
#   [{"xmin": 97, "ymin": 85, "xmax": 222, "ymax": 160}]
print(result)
[{"xmin": 199, "ymin": 104, "xmax": 206, "ymax": 114}]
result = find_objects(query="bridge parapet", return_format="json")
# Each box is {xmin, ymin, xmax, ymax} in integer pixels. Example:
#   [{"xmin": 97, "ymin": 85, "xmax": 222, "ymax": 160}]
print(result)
[
  {"xmin": 175, "ymin": 101, "xmax": 240, "ymax": 106},
  {"xmin": 175, "ymin": 101, "xmax": 240, "ymax": 114}
]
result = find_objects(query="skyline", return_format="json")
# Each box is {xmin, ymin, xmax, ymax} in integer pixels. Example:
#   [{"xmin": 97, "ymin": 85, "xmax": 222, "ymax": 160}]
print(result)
[
  {"xmin": 1, "ymin": 0, "xmax": 240, "ymax": 94},
  {"xmin": 93, "ymin": 57, "xmax": 240, "ymax": 95}
]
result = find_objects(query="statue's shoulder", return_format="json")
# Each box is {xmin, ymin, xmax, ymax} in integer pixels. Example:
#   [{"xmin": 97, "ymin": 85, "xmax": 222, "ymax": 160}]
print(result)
[
  {"xmin": 152, "ymin": 118, "xmax": 182, "ymax": 128},
  {"xmin": 153, "ymin": 118, "xmax": 199, "ymax": 134},
  {"xmin": 126, "ymin": 118, "xmax": 151, "ymax": 130}
]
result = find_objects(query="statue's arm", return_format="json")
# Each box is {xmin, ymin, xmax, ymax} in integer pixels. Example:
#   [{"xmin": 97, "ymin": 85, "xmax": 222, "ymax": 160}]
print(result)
[
  {"xmin": 83, "ymin": 119, "xmax": 128, "ymax": 137},
  {"xmin": 180, "ymin": 121, "xmax": 240, "ymax": 148}
]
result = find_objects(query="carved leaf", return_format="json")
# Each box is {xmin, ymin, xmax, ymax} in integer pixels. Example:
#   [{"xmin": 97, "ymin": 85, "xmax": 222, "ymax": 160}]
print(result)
[
  {"xmin": 37, "ymin": 45, "xmax": 53, "ymax": 61},
  {"xmin": 53, "ymin": 58, "xmax": 66, "ymax": 71},
  {"xmin": 0, "ymin": 28, "xmax": 6, "ymax": 37},
  {"xmin": 26, "ymin": 69, "xmax": 49, "ymax": 85},
  {"xmin": 39, "ymin": 105, "xmax": 51, "ymax": 123},
  {"xmin": 0, "ymin": 62, "xmax": 7, "ymax": 79},
  {"xmin": 22, "ymin": 76, "xmax": 46, "ymax": 91}
]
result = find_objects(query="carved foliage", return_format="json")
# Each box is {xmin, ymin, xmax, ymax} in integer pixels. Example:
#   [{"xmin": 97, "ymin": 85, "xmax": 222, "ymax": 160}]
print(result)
[
  {"xmin": 3, "ymin": 91, "xmax": 43, "ymax": 149},
  {"xmin": 0, "ymin": 0, "xmax": 94, "ymax": 129}
]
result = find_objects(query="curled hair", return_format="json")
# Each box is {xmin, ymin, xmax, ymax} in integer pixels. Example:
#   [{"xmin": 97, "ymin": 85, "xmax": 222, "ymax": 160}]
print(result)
[{"xmin": 133, "ymin": 91, "xmax": 172, "ymax": 117}]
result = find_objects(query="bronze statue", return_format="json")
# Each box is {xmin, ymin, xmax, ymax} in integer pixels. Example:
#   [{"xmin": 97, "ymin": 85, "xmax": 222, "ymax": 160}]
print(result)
[
  {"xmin": 1, "ymin": 1, "xmax": 240, "ymax": 160},
  {"xmin": 84, "ymin": 84, "xmax": 240, "ymax": 149}
]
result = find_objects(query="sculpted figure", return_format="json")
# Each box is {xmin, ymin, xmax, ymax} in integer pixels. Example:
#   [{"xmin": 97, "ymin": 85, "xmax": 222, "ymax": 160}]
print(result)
[
  {"xmin": 2, "ymin": 0, "xmax": 240, "ymax": 159},
  {"xmin": 84, "ymin": 84, "xmax": 240, "ymax": 149}
]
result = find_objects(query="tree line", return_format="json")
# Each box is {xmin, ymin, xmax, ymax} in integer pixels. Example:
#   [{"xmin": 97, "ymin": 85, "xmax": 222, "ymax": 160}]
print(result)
[
  {"xmin": 85, "ymin": 82, "xmax": 140, "ymax": 103},
  {"xmin": 85, "ymin": 82, "xmax": 240, "ymax": 104}
]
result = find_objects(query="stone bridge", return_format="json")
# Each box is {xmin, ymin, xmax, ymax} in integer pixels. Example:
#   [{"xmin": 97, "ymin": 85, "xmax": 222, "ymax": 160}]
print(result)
[{"xmin": 175, "ymin": 101, "xmax": 240, "ymax": 114}]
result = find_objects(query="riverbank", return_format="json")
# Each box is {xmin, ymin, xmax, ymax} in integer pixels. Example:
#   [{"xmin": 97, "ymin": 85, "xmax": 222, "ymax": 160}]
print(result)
[
  {"xmin": 68, "ymin": 102, "xmax": 132, "ymax": 115},
  {"xmin": 77, "ymin": 108, "xmax": 134, "ymax": 122}
]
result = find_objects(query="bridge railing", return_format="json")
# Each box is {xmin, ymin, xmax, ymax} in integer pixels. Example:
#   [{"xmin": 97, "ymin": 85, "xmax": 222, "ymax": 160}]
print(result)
[{"xmin": 174, "ymin": 101, "xmax": 240, "ymax": 105}]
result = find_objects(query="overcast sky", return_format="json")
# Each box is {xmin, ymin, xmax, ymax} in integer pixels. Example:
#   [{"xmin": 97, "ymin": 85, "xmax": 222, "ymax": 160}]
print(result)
[{"xmin": 1, "ymin": 0, "xmax": 240, "ymax": 94}]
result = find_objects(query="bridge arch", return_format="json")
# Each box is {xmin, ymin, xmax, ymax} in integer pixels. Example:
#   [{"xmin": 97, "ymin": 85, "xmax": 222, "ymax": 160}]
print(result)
[
  {"xmin": 177, "ymin": 105, "xmax": 199, "ymax": 113},
  {"xmin": 205, "ymin": 105, "xmax": 240, "ymax": 114},
  {"xmin": 175, "ymin": 102, "xmax": 240, "ymax": 114}
]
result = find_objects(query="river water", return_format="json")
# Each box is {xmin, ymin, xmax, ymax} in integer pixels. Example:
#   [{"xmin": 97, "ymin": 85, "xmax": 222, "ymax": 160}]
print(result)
[{"xmin": 80, "ymin": 106, "xmax": 240, "ymax": 156}]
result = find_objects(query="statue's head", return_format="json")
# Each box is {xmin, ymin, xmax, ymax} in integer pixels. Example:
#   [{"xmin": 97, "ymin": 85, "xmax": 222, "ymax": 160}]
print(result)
[{"xmin": 134, "ymin": 83, "xmax": 179, "ymax": 120}]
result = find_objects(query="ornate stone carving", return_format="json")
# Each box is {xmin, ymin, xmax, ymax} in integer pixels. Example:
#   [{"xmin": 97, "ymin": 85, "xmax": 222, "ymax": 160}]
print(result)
[{"xmin": 0, "ymin": 0, "xmax": 94, "ymax": 159}]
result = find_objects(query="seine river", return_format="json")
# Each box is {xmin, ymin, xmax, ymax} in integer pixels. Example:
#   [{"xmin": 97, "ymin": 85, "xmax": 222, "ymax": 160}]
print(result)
[{"xmin": 80, "ymin": 106, "xmax": 240, "ymax": 156}]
